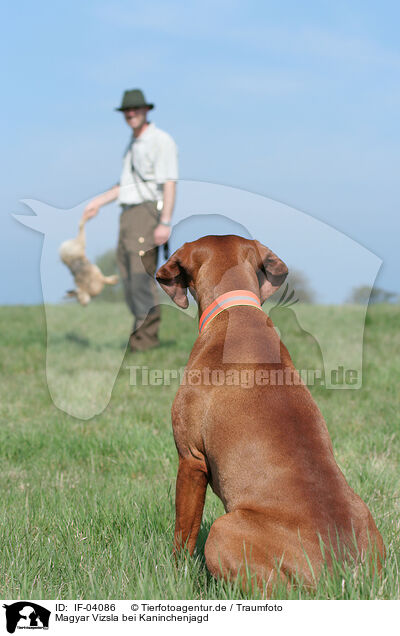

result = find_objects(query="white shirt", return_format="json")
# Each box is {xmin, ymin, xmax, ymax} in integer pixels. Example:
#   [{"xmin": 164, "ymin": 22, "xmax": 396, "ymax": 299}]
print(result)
[{"xmin": 118, "ymin": 122, "xmax": 178, "ymax": 205}]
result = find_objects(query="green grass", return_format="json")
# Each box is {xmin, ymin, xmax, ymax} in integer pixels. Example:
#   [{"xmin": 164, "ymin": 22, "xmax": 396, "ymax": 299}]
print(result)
[{"xmin": 0, "ymin": 303, "xmax": 398, "ymax": 599}]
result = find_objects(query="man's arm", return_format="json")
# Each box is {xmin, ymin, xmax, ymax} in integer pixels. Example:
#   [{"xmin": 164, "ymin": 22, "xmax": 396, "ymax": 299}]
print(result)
[
  {"xmin": 82, "ymin": 184, "xmax": 120, "ymax": 221},
  {"xmin": 154, "ymin": 180, "xmax": 176, "ymax": 246}
]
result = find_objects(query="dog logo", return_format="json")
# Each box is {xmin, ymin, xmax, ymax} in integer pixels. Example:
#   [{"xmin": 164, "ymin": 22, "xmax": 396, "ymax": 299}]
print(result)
[
  {"xmin": 187, "ymin": 369, "xmax": 202, "ymax": 385},
  {"xmin": 3, "ymin": 602, "xmax": 50, "ymax": 633},
  {"xmin": 13, "ymin": 183, "xmax": 382, "ymax": 418}
]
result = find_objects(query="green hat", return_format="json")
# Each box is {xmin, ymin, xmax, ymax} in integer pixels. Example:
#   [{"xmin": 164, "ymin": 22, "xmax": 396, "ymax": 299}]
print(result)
[{"xmin": 115, "ymin": 89, "xmax": 154, "ymax": 111}]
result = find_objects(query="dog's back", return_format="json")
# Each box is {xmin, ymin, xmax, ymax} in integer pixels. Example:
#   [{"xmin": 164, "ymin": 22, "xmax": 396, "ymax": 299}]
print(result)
[{"xmin": 176, "ymin": 306, "xmax": 384, "ymax": 582}]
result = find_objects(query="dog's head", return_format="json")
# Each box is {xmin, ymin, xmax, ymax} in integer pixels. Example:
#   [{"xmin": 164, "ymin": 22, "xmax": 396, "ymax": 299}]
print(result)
[{"xmin": 156, "ymin": 235, "xmax": 288, "ymax": 309}]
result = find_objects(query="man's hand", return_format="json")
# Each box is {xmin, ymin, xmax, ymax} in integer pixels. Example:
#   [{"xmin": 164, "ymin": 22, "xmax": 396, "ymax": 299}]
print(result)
[
  {"xmin": 154, "ymin": 181, "xmax": 175, "ymax": 245},
  {"xmin": 81, "ymin": 185, "xmax": 120, "ymax": 222},
  {"xmin": 82, "ymin": 200, "xmax": 100, "ymax": 221},
  {"xmin": 154, "ymin": 224, "xmax": 171, "ymax": 246}
]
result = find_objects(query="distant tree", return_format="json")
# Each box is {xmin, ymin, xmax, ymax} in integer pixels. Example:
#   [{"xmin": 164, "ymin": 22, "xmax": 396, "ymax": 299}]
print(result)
[
  {"xmin": 275, "ymin": 269, "xmax": 316, "ymax": 304},
  {"xmin": 95, "ymin": 249, "xmax": 124, "ymax": 302},
  {"xmin": 347, "ymin": 285, "xmax": 398, "ymax": 304}
]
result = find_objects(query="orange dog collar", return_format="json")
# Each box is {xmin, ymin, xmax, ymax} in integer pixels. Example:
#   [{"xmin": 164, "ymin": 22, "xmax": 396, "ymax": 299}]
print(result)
[{"xmin": 199, "ymin": 290, "xmax": 263, "ymax": 334}]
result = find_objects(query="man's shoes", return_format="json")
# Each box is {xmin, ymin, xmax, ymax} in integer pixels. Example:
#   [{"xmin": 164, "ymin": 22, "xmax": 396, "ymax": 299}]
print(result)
[
  {"xmin": 129, "ymin": 344, "xmax": 160, "ymax": 353},
  {"xmin": 128, "ymin": 333, "xmax": 160, "ymax": 353}
]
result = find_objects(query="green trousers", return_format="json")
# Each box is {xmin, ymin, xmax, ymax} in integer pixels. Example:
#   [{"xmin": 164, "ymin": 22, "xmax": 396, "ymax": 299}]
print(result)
[{"xmin": 117, "ymin": 202, "xmax": 161, "ymax": 351}]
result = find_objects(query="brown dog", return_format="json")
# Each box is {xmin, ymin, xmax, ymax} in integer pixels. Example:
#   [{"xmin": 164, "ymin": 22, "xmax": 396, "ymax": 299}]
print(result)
[
  {"xmin": 156, "ymin": 235, "xmax": 384, "ymax": 590},
  {"xmin": 59, "ymin": 219, "xmax": 118, "ymax": 305}
]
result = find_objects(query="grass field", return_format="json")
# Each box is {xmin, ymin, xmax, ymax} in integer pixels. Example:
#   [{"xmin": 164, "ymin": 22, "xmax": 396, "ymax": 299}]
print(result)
[{"xmin": 0, "ymin": 302, "xmax": 399, "ymax": 599}]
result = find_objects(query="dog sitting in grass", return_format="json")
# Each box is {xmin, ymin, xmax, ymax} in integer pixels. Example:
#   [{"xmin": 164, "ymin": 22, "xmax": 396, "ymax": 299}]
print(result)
[{"xmin": 59, "ymin": 218, "xmax": 118, "ymax": 306}]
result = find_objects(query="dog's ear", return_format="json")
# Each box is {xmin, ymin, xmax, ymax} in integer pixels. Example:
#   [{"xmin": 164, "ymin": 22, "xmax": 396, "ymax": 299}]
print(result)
[
  {"xmin": 253, "ymin": 240, "xmax": 288, "ymax": 304},
  {"xmin": 156, "ymin": 245, "xmax": 190, "ymax": 308}
]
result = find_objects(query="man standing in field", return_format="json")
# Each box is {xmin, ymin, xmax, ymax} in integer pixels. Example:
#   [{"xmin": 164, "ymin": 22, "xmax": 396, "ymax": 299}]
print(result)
[{"xmin": 83, "ymin": 89, "xmax": 178, "ymax": 352}]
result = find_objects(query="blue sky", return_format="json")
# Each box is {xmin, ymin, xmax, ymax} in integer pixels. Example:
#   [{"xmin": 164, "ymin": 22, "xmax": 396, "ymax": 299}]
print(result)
[{"xmin": 2, "ymin": 0, "xmax": 399, "ymax": 303}]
